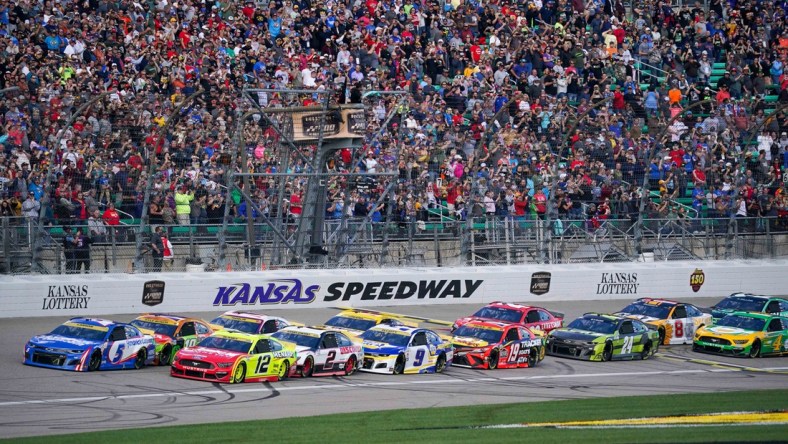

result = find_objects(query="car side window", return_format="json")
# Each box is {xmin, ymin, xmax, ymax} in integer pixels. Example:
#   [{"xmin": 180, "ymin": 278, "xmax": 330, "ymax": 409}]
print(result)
[
  {"xmin": 672, "ymin": 305, "xmax": 688, "ymax": 319},
  {"xmin": 336, "ymin": 333, "xmax": 353, "ymax": 347},
  {"xmin": 321, "ymin": 334, "xmax": 338, "ymax": 349},
  {"xmin": 633, "ymin": 322, "xmax": 648, "ymax": 333},
  {"xmin": 767, "ymin": 319, "xmax": 783, "ymax": 332},
  {"xmin": 195, "ymin": 322, "xmax": 211, "ymax": 335},
  {"xmin": 518, "ymin": 327, "xmax": 531, "ymax": 338},
  {"xmin": 505, "ymin": 328, "xmax": 520, "ymax": 342},
  {"xmin": 780, "ymin": 301, "xmax": 788, "ymax": 312},
  {"xmin": 109, "ymin": 326, "xmax": 126, "ymax": 341},
  {"xmin": 124, "ymin": 326, "xmax": 140, "ymax": 338},
  {"xmin": 766, "ymin": 301, "xmax": 781, "ymax": 314},
  {"xmin": 262, "ymin": 320, "xmax": 278, "ymax": 333},
  {"xmin": 270, "ymin": 340, "xmax": 283, "ymax": 352},
  {"xmin": 254, "ymin": 340, "xmax": 271, "ymax": 354},
  {"xmin": 180, "ymin": 322, "xmax": 196, "ymax": 337},
  {"xmin": 411, "ymin": 332, "xmax": 428, "ymax": 346},
  {"xmin": 686, "ymin": 305, "xmax": 701, "ymax": 317},
  {"xmin": 538, "ymin": 310, "xmax": 552, "ymax": 321},
  {"xmin": 276, "ymin": 319, "xmax": 289, "ymax": 330},
  {"xmin": 620, "ymin": 321, "xmax": 634, "ymax": 335},
  {"xmin": 526, "ymin": 310, "xmax": 540, "ymax": 323},
  {"xmin": 426, "ymin": 331, "xmax": 441, "ymax": 345}
]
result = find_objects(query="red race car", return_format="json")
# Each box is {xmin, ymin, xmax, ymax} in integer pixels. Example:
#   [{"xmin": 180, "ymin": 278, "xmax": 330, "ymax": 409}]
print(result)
[
  {"xmin": 451, "ymin": 320, "xmax": 545, "ymax": 369},
  {"xmin": 453, "ymin": 302, "xmax": 564, "ymax": 333}
]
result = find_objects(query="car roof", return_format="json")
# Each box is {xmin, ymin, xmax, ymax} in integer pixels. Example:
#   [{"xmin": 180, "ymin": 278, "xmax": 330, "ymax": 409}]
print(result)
[
  {"xmin": 368, "ymin": 324, "xmax": 420, "ymax": 335},
  {"xmin": 725, "ymin": 311, "xmax": 779, "ymax": 321},
  {"xmin": 279, "ymin": 325, "xmax": 332, "ymax": 337},
  {"xmin": 135, "ymin": 314, "xmax": 188, "ymax": 324},
  {"xmin": 636, "ymin": 298, "xmax": 678, "ymax": 306},
  {"xmin": 217, "ymin": 311, "xmax": 278, "ymax": 322},
  {"xmin": 726, "ymin": 293, "xmax": 769, "ymax": 302},
  {"xmin": 459, "ymin": 319, "xmax": 512, "ymax": 330},
  {"xmin": 68, "ymin": 317, "xmax": 119, "ymax": 328},
  {"xmin": 212, "ymin": 329, "xmax": 268, "ymax": 341},
  {"xmin": 582, "ymin": 313, "xmax": 623, "ymax": 322},
  {"xmin": 487, "ymin": 302, "xmax": 534, "ymax": 311}
]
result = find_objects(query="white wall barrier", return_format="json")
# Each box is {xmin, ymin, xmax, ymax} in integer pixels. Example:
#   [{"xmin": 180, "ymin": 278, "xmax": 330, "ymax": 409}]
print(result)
[{"xmin": 1, "ymin": 260, "xmax": 786, "ymax": 318}]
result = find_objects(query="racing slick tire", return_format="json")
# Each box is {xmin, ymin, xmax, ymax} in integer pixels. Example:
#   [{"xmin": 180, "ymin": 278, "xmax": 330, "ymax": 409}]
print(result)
[
  {"xmin": 159, "ymin": 345, "xmax": 172, "ymax": 366},
  {"xmin": 393, "ymin": 354, "xmax": 406, "ymax": 375},
  {"xmin": 301, "ymin": 356, "xmax": 314, "ymax": 377},
  {"xmin": 602, "ymin": 341, "xmax": 613, "ymax": 362},
  {"xmin": 344, "ymin": 355, "xmax": 356, "ymax": 376},
  {"xmin": 640, "ymin": 340, "xmax": 653, "ymax": 360},
  {"xmin": 488, "ymin": 349, "xmax": 499, "ymax": 370},
  {"xmin": 749, "ymin": 340, "xmax": 762, "ymax": 358},
  {"xmin": 233, "ymin": 363, "xmax": 246, "ymax": 383},
  {"xmin": 538, "ymin": 345, "xmax": 546, "ymax": 362},
  {"xmin": 134, "ymin": 349, "xmax": 147, "ymax": 369},
  {"xmin": 658, "ymin": 327, "xmax": 666, "ymax": 346},
  {"xmin": 278, "ymin": 361, "xmax": 290, "ymax": 381},
  {"xmin": 527, "ymin": 348, "xmax": 540, "ymax": 368},
  {"xmin": 88, "ymin": 351, "xmax": 102, "ymax": 371},
  {"xmin": 435, "ymin": 353, "xmax": 447, "ymax": 373}
]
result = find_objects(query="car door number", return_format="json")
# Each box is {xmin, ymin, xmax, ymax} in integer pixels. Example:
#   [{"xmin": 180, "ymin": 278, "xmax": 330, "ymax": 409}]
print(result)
[
  {"xmin": 256, "ymin": 355, "xmax": 271, "ymax": 374},
  {"xmin": 413, "ymin": 349, "xmax": 425, "ymax": 366},
  {"xmin": 508, "ymin": 343, "xmax": 521, "ymax": 363},
  {"xmin": 183, "ymin": 337, "xmax": 198, "ymax": 348},
  {"xmin": 621, "ymin": 336, "xmax": 634, "ymax": 354},
  {"xmin": 674, "ymin": 320, "xmax": 684, "ymax": 338},
  {"xmin": 324, "ymin": 350, "xmax": 336, "ymax": 370}
]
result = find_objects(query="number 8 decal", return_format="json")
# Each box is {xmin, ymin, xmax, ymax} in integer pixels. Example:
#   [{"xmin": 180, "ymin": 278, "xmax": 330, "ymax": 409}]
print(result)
[
  {"xmin": 675, "ymin": 320, "xmax": 684, "ymax": 338},
  {"xmin": 413, "ymin": 349, "xmax": 425, "ymax": 366}
]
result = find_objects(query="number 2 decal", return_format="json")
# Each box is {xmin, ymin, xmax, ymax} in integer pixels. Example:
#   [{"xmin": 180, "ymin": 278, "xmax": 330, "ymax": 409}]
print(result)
[
  {"xmin": 675, "ymin": 320, "xmax": 684, "ymax": 338},
  {"xmin": 413, "ymin": 349, "xmax": 425, "ymax": 366},
  {"xmin": 324, "ymin": 351, "xmax": 336, "ymax": 370},
  {"xmin": 256, "ymin": 355, "xmax": 271, "ymax": 374},
  {"xmin": 508, "ymin": 343, "xmax": 521, "ymax": 363},
  {"xmin": 621, "ymin": 336, "xmax": 634, "ymax": 354}
]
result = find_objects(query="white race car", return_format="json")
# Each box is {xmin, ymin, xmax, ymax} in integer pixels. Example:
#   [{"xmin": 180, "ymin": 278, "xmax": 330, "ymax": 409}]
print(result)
[
  {"xmin": 271, "ymin": 326, "xmax": 363, "ymax": 377},
  {"xmin": 360, "ymin": 325, "xmax": 453, "ymax": 374}
]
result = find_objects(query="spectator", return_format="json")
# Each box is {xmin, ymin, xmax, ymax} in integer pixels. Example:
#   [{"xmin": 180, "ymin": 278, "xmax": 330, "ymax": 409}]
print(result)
[
  {"xmin": 73, "ymin": 229, "xmax": 93, "ymax": 274},
  {"xmin": 103, "ymin": 203, "xmax": 121, "ymax": 226},
  {"xmin": 175, "ymin": 186, "xmax": 195, "ymax": 226},
  {"xmin": 150, "ymin": 226, "xmax": 165, "ymax": 273},
  {"xmin": 88, "ymin": 210, "xmax": 108, "ymax": 243},
  {"xmin": 21, "ymin": 193, "xmax": 40, "ymax": 220}
]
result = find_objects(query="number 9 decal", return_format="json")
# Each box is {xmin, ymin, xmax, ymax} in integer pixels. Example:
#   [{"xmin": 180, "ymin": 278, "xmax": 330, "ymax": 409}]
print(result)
[{"xmin": 413, "ymin": 349, "xmax": 425, "ymax": 366}]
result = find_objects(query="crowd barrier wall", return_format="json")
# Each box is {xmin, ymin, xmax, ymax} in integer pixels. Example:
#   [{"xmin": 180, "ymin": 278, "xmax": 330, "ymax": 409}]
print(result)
[{"xmin": 1, "ymin": 260, "xmax": 785, "ymax": 318}]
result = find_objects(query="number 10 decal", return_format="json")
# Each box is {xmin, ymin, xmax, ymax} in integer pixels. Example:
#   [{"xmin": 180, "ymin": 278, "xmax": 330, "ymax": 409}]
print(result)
[{"xmin": 413, "ymin": 349, "xmax": 425, "ymax": 366}]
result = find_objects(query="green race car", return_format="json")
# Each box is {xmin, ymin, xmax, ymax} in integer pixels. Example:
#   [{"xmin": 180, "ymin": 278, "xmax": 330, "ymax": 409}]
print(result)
[
  {"xmin": 693, "ymin": 312, "xmax": 788, "ymax": 358},
  {"xmin": 710, "ymin": 293, "xmax": 788, "ymax": 324},
  {"xmin": 130, "ymin": 314, "xmax": 215, "ymax": 365},
  {"xmin": 546, "ymin": 313, "xmax": 660, "ymax": 361}
]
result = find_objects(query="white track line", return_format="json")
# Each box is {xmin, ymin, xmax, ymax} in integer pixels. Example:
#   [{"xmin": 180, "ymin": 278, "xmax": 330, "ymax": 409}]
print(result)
[{"xmin": 1, "ymin": 366, "xmax": 785, "ymax": 408}]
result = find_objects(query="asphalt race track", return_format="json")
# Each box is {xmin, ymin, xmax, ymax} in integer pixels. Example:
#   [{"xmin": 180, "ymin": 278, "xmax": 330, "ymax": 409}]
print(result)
[{"xmin": 1, "ymin": 298, "xmax": 787, "ymax": 439}]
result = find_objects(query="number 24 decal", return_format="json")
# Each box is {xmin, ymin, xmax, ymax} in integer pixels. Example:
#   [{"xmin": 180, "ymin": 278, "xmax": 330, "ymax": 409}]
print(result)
[{"xmin": 621, "ymin": 336, "xmax": 634, "ymax": 354}]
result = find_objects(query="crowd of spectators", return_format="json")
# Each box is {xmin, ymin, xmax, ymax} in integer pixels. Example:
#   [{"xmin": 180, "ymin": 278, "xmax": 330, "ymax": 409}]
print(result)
[{"xmin": 0, "ymin": 0, "xmax": 787, "ymax": 238}]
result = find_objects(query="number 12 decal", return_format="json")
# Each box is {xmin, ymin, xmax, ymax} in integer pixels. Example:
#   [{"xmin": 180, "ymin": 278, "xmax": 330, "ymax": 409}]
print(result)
[
  {"xmin": 413, "ymin": 349, "xmax": 425, "ymax": 366},
  {"xmin": 256, "ymin": 355, "xmax": 271, "ymax": 374}
]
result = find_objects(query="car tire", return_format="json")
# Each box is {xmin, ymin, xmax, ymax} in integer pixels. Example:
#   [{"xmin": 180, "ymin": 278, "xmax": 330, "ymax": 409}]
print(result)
[
  {"xmin": 134, "ymin": 349, "xmax": 146, "ymax": 369},
  {"xmin": 301, "ymin": 356, "xmax": 314, "ymax": 377},
  {"xmin": 658, "ymin": 327, "xmax": 666, "ymax": 345},
  {"xmin": 602, "ymin": 341, "xmax": 613, "ymax": 362},
  {"xmin": 528, "ymin": 348, "xmax": 539, "ymax": 368},
  {"xmin": 88, "ymin": 351, "xmax": 102, "ymax": 371},
  {"xmin": 435, "ymin": 354, "xmax": 446, "ymax": 373},
  {"xmin": 538, "ymin": 345, "xmax": 546, "ymax": 362},
  {"xmin": 159, "ymin": 345, "xmax": 172, "ymax": 366},
  {"xmin": 279, "ymin": 361, "xmax": 290, "ymax": 380},
  {"xmin": 233, "ymin": 362, "xmax": 246, "ymax": 383},
  {"xmin": 344, "ymin": 355, "xmax": 356, "ymax": 376},
  {"xmin": 749, "ymin": 340, "xmax": 762, "ymax": 358},
  {"xmin": 640, "ymin": 340, "xmax": 652, "ymax": 360},
  {"xmin": 393, "ymin": 354, "xmax": 406, "ymax": 375},
  {"xmin": 488, "ymin": 349, "xmax": 499, "ymax": 370}
]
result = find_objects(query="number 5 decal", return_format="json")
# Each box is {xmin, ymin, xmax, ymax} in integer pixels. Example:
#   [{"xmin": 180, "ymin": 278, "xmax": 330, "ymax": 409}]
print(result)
[{"xmin": 621, "ymin": 336, "xmax": 634, "ymax": 354}]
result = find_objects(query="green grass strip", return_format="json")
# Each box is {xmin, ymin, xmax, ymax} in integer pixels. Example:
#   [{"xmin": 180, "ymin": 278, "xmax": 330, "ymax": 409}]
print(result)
[{"xmin": 6, "ymin": 389, "xmax": 787, "ymax": 443}]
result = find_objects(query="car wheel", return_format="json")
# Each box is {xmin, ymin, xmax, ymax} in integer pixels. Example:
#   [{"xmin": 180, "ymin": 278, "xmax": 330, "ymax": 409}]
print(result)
[
  {"xmin": 344, "ymin": 355, "xmax": 356, "ymax": 376},
  {"xmin": 658, "ymin": 327, "xmax": 666, "ymax": 345},
  {"xmin": 233, "ymin": 362, "xmax": 246, "ymax": 383},
  {"xmin": 528, "ymin": 348, "xmax": 539, "ymax": 367},
  {"xmin": 301, "ymin": 356, "xmax": 314, "ymax": 377},
  {"xmin": 602, "ymin": 341, "xmax": 613, "ymax": 362},
  {"xmin": 159, "ymin": 345, "xmax": 172, "ymax": 366},
  {"xmin": 393, "ymin": 354, "xmax": 406, "ymax": 375},
  {"xmin": 88, "ymin": 351, "xmax": 102, "ymax": 371},
  {"xmin": 488, "ymin": 349, "xmax": 499, "ymax": 370},
  {"xmin": 278, "ymin": 360, "xmax": 290, "ymax": 380},
  {"xmin": 640, "ymin": 340, "xmax": 652, "ymax": 360},
  {"xmin": 538, "ymin": 345, "xmax": 546, "ymax": 362},
  {"xmin": 692, "ymin": 343, "xmax": 701, "ymax": 352},
  {"xmin": 435, "ymin": 354, "xmax": 446, "ymax": 373},
  {"xmin": 134, "ymin": 349, "xmax": 146, "ymax": 369},
  {"xmin": 748, "ymin": 340, "xmax": 762, "ymax": 358}
]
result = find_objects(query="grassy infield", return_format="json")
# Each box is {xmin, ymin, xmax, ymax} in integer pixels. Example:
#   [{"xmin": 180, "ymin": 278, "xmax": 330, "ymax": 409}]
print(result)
[{"xmin": 8, "ymin": 390, "xmax": 787, "ymax": 443}]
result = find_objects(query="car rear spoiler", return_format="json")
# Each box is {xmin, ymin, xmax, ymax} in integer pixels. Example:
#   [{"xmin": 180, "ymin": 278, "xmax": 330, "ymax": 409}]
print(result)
[
  {"xmin": 699, "ymin": 307, "xmax": 713, "ymax": 314},
  {"xmin": 333, "ymin": 307, "xmax": 452, "ymax": 327}
]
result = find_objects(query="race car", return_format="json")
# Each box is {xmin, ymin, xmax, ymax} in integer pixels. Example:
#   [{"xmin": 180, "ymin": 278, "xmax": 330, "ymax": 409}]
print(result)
[
  {"xmin": 130, "ymin": 314, "xmax": 215, "ymax": 365},
  {"xmin": 451, "ymin": 320, "xmax": 544, "ymax": 369},
  {"xmin": 209, "ymin": 311, "xmax": 294, "ymax": 334},
  {"xmin": 271, "ymin": 326, "xmax": 363, "ymax": 377},
  {"xmin": 320, "ymin": 308, "xmax": 419, "ymax": 338},
  {"xmin": 614, "ymin": 298, "xmax": 712, "ymax": 345},
  {"xmin": 170, "ymin": 330, "xmax": 297, "ymax": 383},
  {"xmin": 693, "ymin": 312, "xmax": 788, "ymax": 358},
  {"xmin": 710, "ymin": 293, "xmax": 788, "ymax": 323},
  {"xmin": 360, "ymin": 325, "xmax": 453, "ymax": 374},
  {"xmin": 546, "ymin": 313, "xmax": 660, "ymax": 361},
  {"xmin": 24, "ymin": 318, "xmax": 155, "ymax": 371},
  {"xmin": 452, "ymin": 302, "xmax": 564, "ymax": 334}
]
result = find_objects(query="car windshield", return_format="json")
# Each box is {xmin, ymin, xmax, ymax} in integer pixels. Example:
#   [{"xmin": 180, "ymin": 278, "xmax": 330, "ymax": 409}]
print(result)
[
  {"xmin": 715, "ymin": 315, "xmax": 766, "ymax": 331},
  {"xmin": 567, "ymin": 317, "xmax": 618, "ymax": 334},
  {"xmin": 715, "ymin": 297, "xmax": 766, "ymax": 312},
  {"xmin": 361, "ymin": 329, "xmax": 411, "ymax": 347},
  {"xmin": 211, "ymin": 316, "xmax": 262, "ymax": 334},
  {"xmin": 619, "ymin": 302, "xmax": 672, "ymax": 319},
  {"xmin": 271, "ymin": 331, "xmax": 320, "ymax": 349},
  {"xmin": 49, "ymin": 324, "xmax": 107, "ymax": 341},
  {"xmin": 472, "ymin": 307, "xmax": 522, "ymax": 323},
  {"xmin": 197, "ymin": 336, "xmax": 252, "ymax": 353},
  {"xmin": 325, "ymin": 315, "xmax": 376, "ymax": 332},
  {"xmin": 452, "ymin": 326, "xmax": 503, "ymax": 343},
  {"xmin": 130, "ymin": 320, "xmax": 178, "ymax": 338}
]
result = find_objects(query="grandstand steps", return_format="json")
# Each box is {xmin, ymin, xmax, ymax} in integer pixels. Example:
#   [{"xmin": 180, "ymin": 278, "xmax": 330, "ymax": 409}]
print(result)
[{"xmin": 567, "ymin": 242, "xmax": 631, "ymax": 263}]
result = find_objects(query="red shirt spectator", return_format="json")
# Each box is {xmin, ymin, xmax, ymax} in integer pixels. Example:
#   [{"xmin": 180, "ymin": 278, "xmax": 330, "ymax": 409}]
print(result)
[{"xmin": 103, "ymin": 204, "xmax": 121, "ymax": 226}]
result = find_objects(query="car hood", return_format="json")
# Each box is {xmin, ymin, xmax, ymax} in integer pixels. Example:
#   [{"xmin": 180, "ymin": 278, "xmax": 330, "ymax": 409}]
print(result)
[
  {"xmin": 315, "ymin": 325, "xmax": 364, "ymax": 338},
  {"xmin": 615, "ymin": 313, "xmax": 660, "ymax": 324},
  {"xmin": 362, "ymin": 340, "xmax": 404, "ymax": 355},
  {"xmin": 703, "ymin": 326, "xmax": 757, "ymax": 337},
  {"xmin": 28, "ymin": 334, "xmax": 101, "ymax": 350},
  {"xmin": 451, "ymin": 336, "xmax": 492, "ymax": 349},
  {"xmin": 549, "ymin": 329, "xmax": 604, "ymax": 342},
  {"xmin": 176, "ymin": 346, "xmax": 246, "ymax": 362}
]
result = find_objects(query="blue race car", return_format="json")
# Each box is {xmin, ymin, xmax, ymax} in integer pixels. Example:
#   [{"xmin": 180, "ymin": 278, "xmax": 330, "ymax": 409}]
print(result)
[
  {"xmin": 24, "ymin": 318, "xmax": 156, "ymax": 371},
  {"xmin": 360, "ymin": 325, "xmax": 453, "ymax": 374}
]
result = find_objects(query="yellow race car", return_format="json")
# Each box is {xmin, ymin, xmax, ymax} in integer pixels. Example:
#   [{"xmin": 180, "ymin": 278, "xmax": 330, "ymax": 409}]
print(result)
[
  {"xmin": 615, "ymin": 298, "xmax": 712, "ymax": 345},
  {"xmin": 693, "ymin": 312, "xmax": 788, "ymax": 358},
  {"xmin": 319, "ymin": 309, "xmax": 420, "ymax": 338}
]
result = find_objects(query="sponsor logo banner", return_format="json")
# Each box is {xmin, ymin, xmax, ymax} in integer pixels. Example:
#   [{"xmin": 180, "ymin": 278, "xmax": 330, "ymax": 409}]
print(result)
[
  {"xmin": 142, "ymin": 280, "xmax": 165, "ymax": 306},
  {"xmin": 42, "ymin": 285, "xmax": 89, "ymax": 310},
  {"xmin": 213, "ymin": 279, "xmax": 320, "ymax": 306},
  {"xmin": 595, "ymin": 272, "xmax": 639, "ymax": 295},
  {"xmin": 324, "ymin": 279, "xmax": 483, "ymax": 302},
  {"xmin": 690, "ymin": 269, "xmax": 705, "ymax": 292},
  {"xmin": 530, "ymin": 272, "xmax": 551, "ymax": 295}
]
